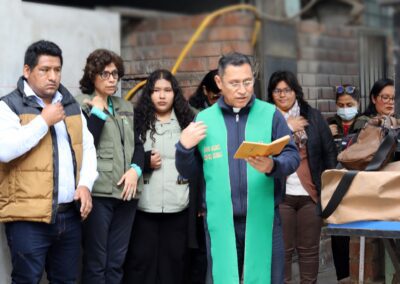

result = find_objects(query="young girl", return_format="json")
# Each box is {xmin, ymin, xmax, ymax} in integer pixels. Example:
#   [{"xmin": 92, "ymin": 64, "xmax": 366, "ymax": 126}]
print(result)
[{"xmin": 123, "ymin": 69, "xmax": 196, "ymax": 284}]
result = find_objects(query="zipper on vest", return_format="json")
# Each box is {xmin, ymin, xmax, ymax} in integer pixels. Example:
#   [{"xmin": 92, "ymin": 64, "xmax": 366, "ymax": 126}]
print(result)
[
  {"xmin": 115, "ymin": 117, "xmax": 127, "ymax": 171},
  {"xmin": 49, "ymin": 126, "xmax": 59, "ymax": 224}
]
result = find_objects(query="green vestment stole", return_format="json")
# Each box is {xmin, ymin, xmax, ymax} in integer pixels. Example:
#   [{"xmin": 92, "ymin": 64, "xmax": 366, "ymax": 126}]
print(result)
[{"xmin": 196, "ymin": 99, "xmax": 276, "ymax": 284}]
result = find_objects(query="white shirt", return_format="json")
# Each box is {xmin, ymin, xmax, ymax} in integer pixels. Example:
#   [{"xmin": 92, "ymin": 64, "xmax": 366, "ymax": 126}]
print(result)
[
  {"xmin": 285, "ymin": 172, "xmax": 309, "ymax": 196},
  {"xmin": 0, "ymin": 81, "xmax": 98, "ymax": 203}
]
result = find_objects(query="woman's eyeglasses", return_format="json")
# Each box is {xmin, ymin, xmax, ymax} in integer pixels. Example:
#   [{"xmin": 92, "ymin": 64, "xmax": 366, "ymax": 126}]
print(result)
[
  {"xmin": 335, "ymin": 85, "xmax": 356, "ymax": 95},
  {"xmin": 272, "ymin": 88, "xmax": 292, "ymax": 96},
  {"xmin": 99, "ymin": 70, "xmax": 119, "ymax": 80},
  {"xmin": 378, "ymin": 94, "xmax": 395, "ymax": 103}
]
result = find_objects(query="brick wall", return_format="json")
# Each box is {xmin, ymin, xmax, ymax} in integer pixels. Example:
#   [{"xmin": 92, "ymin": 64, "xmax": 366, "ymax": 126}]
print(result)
[
  {"xmin": 121, "ymin": 11, "xmax": 256, "ymax": 100},
  {"xmin": 296, "ymin": 20, "xmax": 360, "ymax": 118}
]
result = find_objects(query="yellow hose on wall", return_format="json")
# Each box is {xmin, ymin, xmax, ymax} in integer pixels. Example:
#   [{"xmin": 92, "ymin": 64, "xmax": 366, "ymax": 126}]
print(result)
[{"xmin": 124, "ymin": 4, "xmax": 261, "ymax": 101}]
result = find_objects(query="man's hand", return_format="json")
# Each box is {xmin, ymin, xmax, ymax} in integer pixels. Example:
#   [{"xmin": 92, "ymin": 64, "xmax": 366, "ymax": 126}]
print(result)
[
  {"xmin": 287, "ymin": 116, "xmax": 308, "ymax": 132},
  {"xmin": 180, "ymin": 121, "xmax": 207, "ymax": 149},
  {"xmin": 41, "ymin": 102, "xmax": 65, "ymax": 126},
  {"xmin": 246, "ymin": 156, "xmax": 275, "ymax": 174},
  {"xmin": 150, "ymin": 149, "xmax": 162, "ymax": 169},
  {"xmin": 118, "ymin": 168, "xmax": 138, "ymax": 201},
  {"xmin": 74, "ymin": 186, "xmax": 92, "ymax": 220}
]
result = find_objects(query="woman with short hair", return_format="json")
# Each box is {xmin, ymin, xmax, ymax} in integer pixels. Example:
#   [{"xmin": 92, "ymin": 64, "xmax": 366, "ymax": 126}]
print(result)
[{"xmin": 76, "ymin": 49, "xmax": 144, "ymax": 284}]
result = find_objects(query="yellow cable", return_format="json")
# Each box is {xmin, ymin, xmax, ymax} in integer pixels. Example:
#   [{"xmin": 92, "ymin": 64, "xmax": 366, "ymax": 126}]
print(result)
[
  {"xmin": 125, "ymin": 4, "xmax": 260, "ymax": 101},
  {"xmin": 252, "ymin": 20, "xmax": 261, "ymax": 47}
]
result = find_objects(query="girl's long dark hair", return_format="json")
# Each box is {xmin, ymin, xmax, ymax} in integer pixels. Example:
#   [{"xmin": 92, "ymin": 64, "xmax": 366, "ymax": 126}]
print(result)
[{"xmin": 135, "ymin": 69, "xmax": 194, "ymax": 143}]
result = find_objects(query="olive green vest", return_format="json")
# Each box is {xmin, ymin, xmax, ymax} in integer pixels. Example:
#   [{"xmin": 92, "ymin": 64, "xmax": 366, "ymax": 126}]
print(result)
[{"xmin": 76, "ymin": 94, "xmax": 142, "ymax": 199}]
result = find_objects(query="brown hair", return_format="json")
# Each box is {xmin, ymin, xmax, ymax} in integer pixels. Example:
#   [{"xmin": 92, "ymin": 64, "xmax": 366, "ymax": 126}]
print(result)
[{"xmin": 79, "ymin": 49, "xmax": 124, "ymax": 94}]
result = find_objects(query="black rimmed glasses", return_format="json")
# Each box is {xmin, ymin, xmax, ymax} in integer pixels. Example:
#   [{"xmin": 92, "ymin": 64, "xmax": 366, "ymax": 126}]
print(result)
[
  {"xmin": 335, "ymin": 85, "xmax": 356, "ymax": 95},
  {"xmin": 99, "ymin": 70, "xmax": 119, "ymax": 80}
]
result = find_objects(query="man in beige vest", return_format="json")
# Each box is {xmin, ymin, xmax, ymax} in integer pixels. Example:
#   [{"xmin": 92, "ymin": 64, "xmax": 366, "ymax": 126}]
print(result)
[{"xmin": 0, "ymin": 40, "xmax": 98, "ymax": 283}]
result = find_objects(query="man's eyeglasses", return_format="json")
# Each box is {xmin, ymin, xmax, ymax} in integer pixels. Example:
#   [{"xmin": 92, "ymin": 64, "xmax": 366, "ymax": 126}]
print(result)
[
  {"xmin": 272, "ymin": 88, "xmax": 293, "ymax": 96},
  {"xmin": 335, "ymin": 85, "xmax": 356, "ymax": 95},
  {"xmin": 378, "ymin": 94, "xmax": 395, "ymax": 103},
  {"xmin": 225, "ymin": 79, "xmax": 254, "ymax": 91},
  {"xmin": 99, "ymin": 70, "xmax": 119, "ymax": 80}
]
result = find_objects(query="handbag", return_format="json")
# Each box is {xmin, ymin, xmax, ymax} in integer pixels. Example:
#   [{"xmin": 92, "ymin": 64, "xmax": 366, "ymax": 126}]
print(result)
[
  {"xmin": 320, "ymin": 115, "xmax": 400, "ymax": 223},
  {"xmin": 337, "ymin": 115, "xmax": 399, "ymax": 170}
]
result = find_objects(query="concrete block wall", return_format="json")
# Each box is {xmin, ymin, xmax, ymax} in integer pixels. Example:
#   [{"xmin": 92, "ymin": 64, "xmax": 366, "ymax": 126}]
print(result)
[
  {"xmin": 0, "ymin": 0, "xmax": 120, "ymax": 98},
  {"xmin": 121, "ymin": 11, "xmax": 256, "ymax": 99},
  {"xmin": 296, "ymin": 20, "xmax": 360, "ymax": 118}
]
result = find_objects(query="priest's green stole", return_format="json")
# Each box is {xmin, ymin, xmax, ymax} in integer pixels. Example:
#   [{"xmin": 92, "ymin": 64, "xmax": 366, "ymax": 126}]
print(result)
[{"xmin": 196, "ymin": 99, "xmax": 275, "ymax": 284}]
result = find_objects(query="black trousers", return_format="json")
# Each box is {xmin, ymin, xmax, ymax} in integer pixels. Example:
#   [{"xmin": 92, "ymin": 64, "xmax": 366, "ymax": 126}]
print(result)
[
  {"xmin": 188, "ymin": 216, "xmax": 207, "ymax": 284},
  {"xmin": 123, "ymin": 209, "xmax": 188, "ymax": 284},
  {"xmin": 81, "ymin": 197, "xmax": 138, "ymax": 284},
  {"xmin": 331, "ymin": 235, "xmax": 350, "ymax": 280}
]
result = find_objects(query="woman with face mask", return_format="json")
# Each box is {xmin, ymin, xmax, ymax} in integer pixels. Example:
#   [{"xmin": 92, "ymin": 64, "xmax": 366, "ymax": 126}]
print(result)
[
  {"xmin": 326, "ymin": 85, "xmax": 360, "ymax": 284},
  {"xmin": 327, "ymin": 85, "xmax": 360, "ymax": 153}
]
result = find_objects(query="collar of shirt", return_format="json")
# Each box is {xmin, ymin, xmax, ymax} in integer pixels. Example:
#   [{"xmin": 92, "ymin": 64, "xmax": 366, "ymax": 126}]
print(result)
[
  {"xmin": 23, "ymin": 80, "xmax": 63, "ymax": 108},
  {"xmin": 217, "ymin": 94, "xmax": 255, "ymax": 115}
]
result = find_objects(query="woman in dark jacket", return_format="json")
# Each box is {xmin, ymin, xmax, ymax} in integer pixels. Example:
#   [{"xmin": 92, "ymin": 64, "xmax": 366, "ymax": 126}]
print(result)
[
  {"xmin": 268, "ymin": 71, "xmax": 337, "ymax": 284},
  {"xmin": 326, "ymin": 84, "xmax": 360, "ymax": 282}
]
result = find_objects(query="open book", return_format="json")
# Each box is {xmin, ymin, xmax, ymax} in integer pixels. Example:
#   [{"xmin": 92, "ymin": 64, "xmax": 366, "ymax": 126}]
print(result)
[{"xmin": 234, "ymin": 135, "xmax": 291, "ymax": 159}]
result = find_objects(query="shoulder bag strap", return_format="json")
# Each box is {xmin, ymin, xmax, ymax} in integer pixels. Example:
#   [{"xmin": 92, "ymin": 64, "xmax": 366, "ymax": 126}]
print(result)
[{"xmin": 320, "ymin": 170, "xmax": 358, "ymax": 219}]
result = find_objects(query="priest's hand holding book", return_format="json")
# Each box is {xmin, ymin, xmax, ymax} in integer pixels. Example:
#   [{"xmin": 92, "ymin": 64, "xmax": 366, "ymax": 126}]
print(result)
[{"xmin": 235, "ymin": 135, "xmax": 291, "ymax": 174}]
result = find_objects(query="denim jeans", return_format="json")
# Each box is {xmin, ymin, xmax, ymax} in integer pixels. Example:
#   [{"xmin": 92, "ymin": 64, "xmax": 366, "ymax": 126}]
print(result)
[{"xmin": 5, "ymin": 207, "xmax": 81, "ymax": 284}]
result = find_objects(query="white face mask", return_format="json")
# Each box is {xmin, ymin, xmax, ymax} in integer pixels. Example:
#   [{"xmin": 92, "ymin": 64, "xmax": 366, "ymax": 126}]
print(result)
[{"xmin": 337, "ymin": 106, "xmax": 358, "ymax": 121}]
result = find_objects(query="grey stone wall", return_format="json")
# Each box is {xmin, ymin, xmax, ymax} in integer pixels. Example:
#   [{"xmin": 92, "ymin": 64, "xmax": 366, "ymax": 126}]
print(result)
[{"xmin": 296, "ymin": 20, "xmax": 359, "ymax": 118}]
